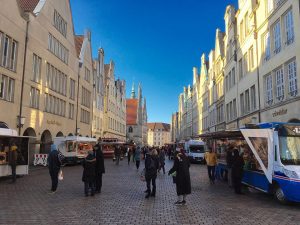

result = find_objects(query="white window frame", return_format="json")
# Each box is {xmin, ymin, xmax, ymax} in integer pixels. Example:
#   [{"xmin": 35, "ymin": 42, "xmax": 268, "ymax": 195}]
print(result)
[
  {"xmin": 287, "ymin": 60, "xmax": 297, "ymax": 97},
  {"xmin": 265, "ymin": 74, "xmax": 273, "ymax": 105},
  {"xmin": 275, "ymin": 67, "xmax": 284, "ymax": 101}
]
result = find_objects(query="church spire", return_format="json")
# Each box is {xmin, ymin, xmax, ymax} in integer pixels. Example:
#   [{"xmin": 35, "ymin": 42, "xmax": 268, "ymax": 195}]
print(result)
[{"xmin": 131, "ymin": 83, "xmax": 136, "ymax": 99}]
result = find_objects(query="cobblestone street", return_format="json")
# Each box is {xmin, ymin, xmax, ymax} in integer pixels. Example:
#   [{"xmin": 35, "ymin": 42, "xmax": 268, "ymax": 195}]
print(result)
[{"xmin": 0, "ymin": 159, "xmax": 299, "ymax": 225}]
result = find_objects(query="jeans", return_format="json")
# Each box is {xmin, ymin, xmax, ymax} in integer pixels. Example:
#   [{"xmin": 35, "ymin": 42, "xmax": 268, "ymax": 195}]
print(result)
[
  {"xmin": 50, "ymin": 170, "xmax": 59, "ymax": 191},
  {"xmin": 207, "ymin": 166, "xmax": 216, "ymax": 182},
  {"xmin": 146, "ymin": 177, "xmax": 156, "ymax": 194},
  {"xmin": 85, "ymin": 181, "xmax": 95, "ymax": 195},
  {"xmin": 136, "ymin": 160, "xmax": 140, "ymax": 169}
]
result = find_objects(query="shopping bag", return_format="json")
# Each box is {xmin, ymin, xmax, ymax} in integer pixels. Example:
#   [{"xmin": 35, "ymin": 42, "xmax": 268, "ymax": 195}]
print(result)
[
  {"xmin": 58, "ymin": 169, "xmax": 64, "ymax": 181},
  {"xmin": 140, "ymin": 168, "xmax": 146, "ymax": 182},
  {"xmin": 170, "ymin": 171, "xmax": 177, "ymax": 177}
]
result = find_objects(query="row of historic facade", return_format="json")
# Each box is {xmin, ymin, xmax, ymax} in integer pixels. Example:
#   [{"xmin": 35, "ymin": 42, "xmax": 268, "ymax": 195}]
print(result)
[
  {"xmin": 172, "ymin": 0, "xmax": 300, "ymax": 142},
  {"xmin": 0, "ymin": 0, "xmax": 126, "ymax": 157}
]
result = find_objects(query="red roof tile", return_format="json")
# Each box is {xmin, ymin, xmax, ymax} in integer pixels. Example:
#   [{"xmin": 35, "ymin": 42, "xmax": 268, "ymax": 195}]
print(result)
[
  {"xmin": 18, "ymin": 0, "xmax": 40, "ymax": 12},
  {"xmin": 74, "ymin": 35, "xmax": 84, "ymax": 58},
  {"xmin": 147, "ymin": 123, "xmax": 170, "ymax": 132},
  {"xmin": 126, "ymin": 99, "xmax": 138, "ymax": 125}
]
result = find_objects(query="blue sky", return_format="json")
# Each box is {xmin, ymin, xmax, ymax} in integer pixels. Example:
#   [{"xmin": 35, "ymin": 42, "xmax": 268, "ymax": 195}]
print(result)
[{"xmin": 70, "ymin": 0, "xmax": 238, "ymax": 123}]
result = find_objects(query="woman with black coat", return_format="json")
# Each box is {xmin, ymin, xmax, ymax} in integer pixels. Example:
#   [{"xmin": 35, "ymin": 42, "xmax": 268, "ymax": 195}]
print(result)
[
  {"xmin": 232, "ymin": 148, "xmax": 245, "ymax": 194},
  {"xmin": 82, "ymin": 151, "xmax": 96, "ymax": 196},
  {"xmin": 94, "ymin": 144, "xmax": 105, "ymax": 193},
  {"xmin": 168, "ymin": 149, "xmax": 191, "ymax": 205}
]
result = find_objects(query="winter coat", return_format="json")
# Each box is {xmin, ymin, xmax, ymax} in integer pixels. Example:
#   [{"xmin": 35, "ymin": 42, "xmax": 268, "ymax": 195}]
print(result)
[
  {"xmin": 169, "ymin": 153, "xmax": 191, "ymax": 195},
  {"xmin": 82, "ymin": 154, "xmax": 96, "ymax": 182},
  {"xmin": 232, "ymin": 155, "xmax": 244, "ymax": 179},
  {"xmin": 145, "ymin": 154, "xmax": 159, "ymax": 180},
  {"xmin": 159, "ymin": 151, "xmax": 165, "ymax": 165},
  {"xmin": 94, "ymin": 145, "xmax": 105, "ymax": 174},
  {"xmin": 48, "ymin": 150, "xmax": 61, "ymax": 173},
  {"xmin": 8, "ymin": 149, "xmax": 18, "ymax": 166},
  {"xmin": 134, "ymin": 148, "xmax": 141, "ymax": 161}
]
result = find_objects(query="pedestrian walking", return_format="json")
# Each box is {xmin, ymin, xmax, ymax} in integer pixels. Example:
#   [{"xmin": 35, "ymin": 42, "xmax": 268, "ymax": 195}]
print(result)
[
  {"xmin": 144, "ymin": 149, "xmax": 159, "ymax": 198},
  {"xmin": 94, "ymin": 143, "xmax": 105, "ymax": 194},
  {"xmin": 134, "ymin": 146, "xmax": 141, "ymax": 170},
  {"xmin": 8, "ymin": 143, "xmax": 18, "ymax": 183},
  {"xmin": 114, "ymin": 146, "xmax": 121, "ymax": 165},
  {"xmin": 204, "ymin": 147, "xmax": 217, "ymax": 184},
  {"xmin": 48, "ymin": 144, "xmax": 62, "ymax": 193},
  {"xmin": 132, "ymin": 146, "xmax": 136, "ymax": 163},
  {"xmin": 82, "ymin": 150, "xmax": 96, "ymax": 196},
  {"xmin": 226, "ymin": 146, "xmax": 234, "ymax": 186},
  {"xmin": 168, "ymin": 149, "xmax": 191, "ymax": 205},
  {"xmin": 232, "ymin": 148, "xmax": 245, "ymax": 194},
  {"xmin": 158, "ymin": 148, "xmax": 166, "ymax": 174},
  {"xmin": 127, "ymin": 147, "xmax": 131, "ymax": 165}
]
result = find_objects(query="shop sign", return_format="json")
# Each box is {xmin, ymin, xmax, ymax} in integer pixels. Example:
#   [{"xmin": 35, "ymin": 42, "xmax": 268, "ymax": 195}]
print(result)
[
  {"xmin": 272, "ymin": 108, "xmax": 287, "ymax": 117},
  {"xmin": 46, "ymin": 120, "xmax": 62, "ymax": 126}
]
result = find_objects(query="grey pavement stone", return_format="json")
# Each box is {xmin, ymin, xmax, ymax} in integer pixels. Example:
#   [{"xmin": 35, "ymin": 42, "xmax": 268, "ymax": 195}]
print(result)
[{"xmin": 0, "ymin": 159, "xmax": 300, "ymax": 225}]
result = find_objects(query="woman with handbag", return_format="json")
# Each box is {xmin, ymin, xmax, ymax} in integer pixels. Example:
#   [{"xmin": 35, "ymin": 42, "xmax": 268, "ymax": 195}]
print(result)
[
  {"xmin": 47, "ymin": 144, "xmax": 62, "ymax": 194},
  {"xmin": 168, "ymin": 148, "xmax": 191, "ymax": 205}
]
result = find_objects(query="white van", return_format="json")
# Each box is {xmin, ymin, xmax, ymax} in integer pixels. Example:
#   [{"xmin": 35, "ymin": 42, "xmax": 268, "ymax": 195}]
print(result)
[{"xmin": 184, "ymin": 140, "xmax": 206, "ymax": 163}]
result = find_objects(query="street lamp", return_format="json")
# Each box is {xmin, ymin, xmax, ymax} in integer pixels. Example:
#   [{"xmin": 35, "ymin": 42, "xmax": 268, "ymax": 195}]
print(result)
[{"xmin": 17, "ymin": 116, "xmax": 25, "ymax": 128}]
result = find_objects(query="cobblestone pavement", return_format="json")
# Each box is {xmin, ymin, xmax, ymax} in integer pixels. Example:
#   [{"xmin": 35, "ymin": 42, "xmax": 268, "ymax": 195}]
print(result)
[{"xmin": 0, "ymin": 159, "xmax": 300, "ymax": 225}]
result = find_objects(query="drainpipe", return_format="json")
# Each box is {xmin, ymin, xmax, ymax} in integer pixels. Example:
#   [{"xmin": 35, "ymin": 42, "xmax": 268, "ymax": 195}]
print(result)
[
  {"xmin": 18, "ymin": 18, "xmax": 29, "ymax": 136},
  {"xmin": 75, "ymin": 62, "xmax": 82, "ymax": 136}
]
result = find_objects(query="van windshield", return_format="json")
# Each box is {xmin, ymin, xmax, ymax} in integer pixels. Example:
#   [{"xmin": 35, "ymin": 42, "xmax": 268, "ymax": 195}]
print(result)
[
  {"xmin": 189, "ymin": 145, "xmax": 205, "ymax": 153},
  {"xmin": 279, "ymin": 136, "xmax": 300, "ymax": 165}
]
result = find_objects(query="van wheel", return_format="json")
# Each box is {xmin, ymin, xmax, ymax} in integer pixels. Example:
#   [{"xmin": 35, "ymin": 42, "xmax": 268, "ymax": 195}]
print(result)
[{"xmin": 274, "ymin": 186, "xmax": 287, "ymax": 204}]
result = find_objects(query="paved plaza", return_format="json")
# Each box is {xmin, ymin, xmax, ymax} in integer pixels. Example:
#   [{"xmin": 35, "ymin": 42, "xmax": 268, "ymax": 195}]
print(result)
[{"xmin": 0, "ymin": 159, "xmax": 299, "ymax": 225}]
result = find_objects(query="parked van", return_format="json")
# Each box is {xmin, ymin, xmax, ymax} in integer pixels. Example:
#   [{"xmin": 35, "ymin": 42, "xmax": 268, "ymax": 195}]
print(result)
[{"xmin": 184, "ymin": 140, "xmax": 206, "ymax": 163}]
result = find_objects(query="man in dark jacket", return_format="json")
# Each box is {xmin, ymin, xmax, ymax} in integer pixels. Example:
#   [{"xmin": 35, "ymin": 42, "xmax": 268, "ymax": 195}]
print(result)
[
  {"xmin": 145, "ymin": 149, "xmax": 159, "ymax": 198},
  {"xmin": 232, "ymin": 148, "xmax": 245, "ymax": 194},
  {"xmin": 48, "ymin": 144, "xmax": 61, "ymax": 193},
  {"xmin": 82, "ymin": 150, "xmax": 96, "ymax": 196},
  {"xmin": 114, "ymin": 146, "xmax": 121, "ymax": 165},
  {"xmin": 94, "ymin": 144, "xmax": 105, "ymax": 193},
  {"xmin": 168, "ymin": 149, "xmax": 191, "ymax": 205},
  {"xmin": 8, "ymin": 143, "xmax": 18, "ymax": 183}
]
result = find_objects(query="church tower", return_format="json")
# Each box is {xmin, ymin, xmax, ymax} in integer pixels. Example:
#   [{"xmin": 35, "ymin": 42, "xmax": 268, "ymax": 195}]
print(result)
[{"xmin": 131, "ymin": 83, "xmax": 136, "ymax": 99}]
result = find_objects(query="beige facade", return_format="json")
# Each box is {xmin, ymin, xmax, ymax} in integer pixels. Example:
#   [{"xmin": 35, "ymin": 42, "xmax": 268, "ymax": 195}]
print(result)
[
  {"xmin": 147, "ymin": 123, "xmax": 171, "ymax": 147},
  {"xmin": 174, "ymin": 0, "xmax": 300, "ymax": 141},
  {"xmin": 0, "ymin": 0, "xmax": 127, "ymax": 164},
  {"xmin": 103, "ymin": 61, "xmax": 126, "ymax": 142}
]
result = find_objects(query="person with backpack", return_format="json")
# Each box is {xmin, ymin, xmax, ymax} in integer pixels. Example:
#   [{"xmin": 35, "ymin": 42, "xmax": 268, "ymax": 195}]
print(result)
[
  {"xmin": 48, "ymin": 144, "xmax": 62, "ymax": 194},
  {"xmin": 144, "ymin": 149, "xmax": 159, "ymax": 198}
]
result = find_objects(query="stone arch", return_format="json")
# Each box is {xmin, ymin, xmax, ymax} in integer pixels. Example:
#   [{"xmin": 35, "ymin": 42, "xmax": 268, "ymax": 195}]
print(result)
[
  {"xmin": 288, "ymin": 118, "xmax": 300, "ymax": 123},
  {"xmin": 0, "ymin": 121, "xmax": 9, "ymax": 129},
  {"xmin": 23, "ymin": 127, "xmax": 36, "ymax": 137},
  {"xmin": 56, "ymin": 131, "xmax": 64, "ymax": 137},
  {"xmin": 68, "ymin": 133, "xmax": 74, "ymax": 136},
  {"xmin": 40, "ymin": 130, "xmax": 52, "ymax": 154}
]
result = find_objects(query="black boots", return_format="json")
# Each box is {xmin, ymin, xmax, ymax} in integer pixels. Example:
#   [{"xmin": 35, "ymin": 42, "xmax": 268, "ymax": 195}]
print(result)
[{"xmin": 145, "ymin": 191, "xmax": 150, "ymax": 198}]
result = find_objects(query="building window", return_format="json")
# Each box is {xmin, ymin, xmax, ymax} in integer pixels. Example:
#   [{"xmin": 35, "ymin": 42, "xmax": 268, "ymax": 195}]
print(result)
[
  {"xmin": 30, "ymin": 87, "xmax": 40, "ymax": 109},
  {"xmin": 249, "ymin": 46, "xmax": 254, "ymax": 69},
  {"xmin": 285, "ymin": 9, "xmax": 294, "ymax": 45},
  {"xmin": 265, "ymin": 74, "xmax": 273, "ymax": 105},
  {"xmin": 80, "ymin": 108, "xmax": 90, "ymax": 124},
  {"xmin": 81, "ymin": 87, "xmax": 91, "ymax": 108},
  {"xmin": 128, "ymin": 126, "xmax": 133, "ymax": 133},
  {"xmin": 233, "ymin": 99, "xmax": 237, "ymax": 119},
  {"xmin": 0, "ymin": 33, "xmax": 18, "ymax": 72},
  {"xmin": 45, "ymin": 93, "xmax": 66, "ymax": 117},
  {"xmin": 250, "ymin": 85, "xmax": 256, "ymax": 111},
  {"xmin": 275, "ymin": 67, "xmax": 284, "ymax": 101},
  {"xmin": 231, "ymin": 67, "xmax": 235, "ymax": 86},
  {"xmin": 48, "ymin": 33, "xmax": 69, "ymax": 64},
  {"xmin": 245, "ymin": 89, "xmax": 250, "ymax": 113},
  {"xmin": 264, "ymin": 32, "xmax": 271, "ymax": 61},
  {"xmin": 287, "ymin": 60, "xmax": 297, "ymax": 96},
  {"xmin": 273, "ymin": 21, "xmax": 281, "ymax": 54},
  {"xmin": 53, "ymin": 10, "xmax": 67, "ymax": 37},
  {"xmin": 0, "ymin": 74, "xmax": 14, "ymax": 102},
  {"xmin": 46, "ymin": 63, "xmax": 67, "ymax": 96},
  {"xmin": 70, "ymin": 79, "xmax": 75, "ymax": 100},
  {"xmin": 240, "ymin": 93, "xmax": 244, "ymax": 116},
  {"xmin": 69, "ymin": 103, "xmax": 74, "ymax": 119},
  {"xmin": 32, "ymin": 54, "xmax": 41, "ymax": 83},
  {"xmin": 84, "ymin": 67, "xmax": 90, "ymax": 83}
]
